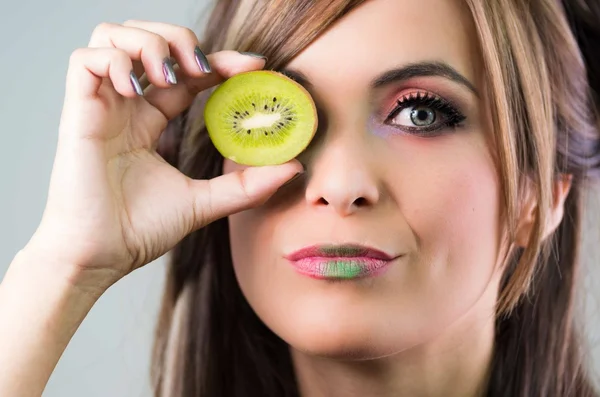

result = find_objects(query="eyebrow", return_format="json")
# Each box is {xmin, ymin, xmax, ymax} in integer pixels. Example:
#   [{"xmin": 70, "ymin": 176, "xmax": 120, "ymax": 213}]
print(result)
[
  {"xmin": 279, "ymin": 69, "xmax": 313, "ymax": 88},
  {"xmin": 279, "ymin": 61, "xmax": 478, "ymax": 97},
  {"xmin": 371, "ymin": 61, "xmax": 479, "ymax": 96}
]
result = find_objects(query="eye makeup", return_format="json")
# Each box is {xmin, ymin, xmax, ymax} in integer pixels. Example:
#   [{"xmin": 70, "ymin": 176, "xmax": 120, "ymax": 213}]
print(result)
[
  {"xmin": 383, "ymin": 90, "xmax": 466, "ymax": 135},
  {"xmin": 279, "ymin": 65, "xmax": 473, "ymax": 139}
]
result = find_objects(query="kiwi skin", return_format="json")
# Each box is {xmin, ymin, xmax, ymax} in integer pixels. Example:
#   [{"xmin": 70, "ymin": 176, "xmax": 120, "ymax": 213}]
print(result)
[{"xmin": 203, "ymin": 70, "xmax": 318, "ymax": 166}]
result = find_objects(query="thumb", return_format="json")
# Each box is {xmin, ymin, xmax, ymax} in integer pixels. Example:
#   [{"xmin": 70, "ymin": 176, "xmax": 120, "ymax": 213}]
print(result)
[{"xmin": 187, "ymin": 160, "xmax": 304, "ymax": 230}]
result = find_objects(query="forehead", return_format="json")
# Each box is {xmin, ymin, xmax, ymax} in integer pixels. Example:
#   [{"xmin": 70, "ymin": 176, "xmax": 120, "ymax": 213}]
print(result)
[{"xmin": 286, "ymin": 0, "xmax": 482, "ymax": 94}]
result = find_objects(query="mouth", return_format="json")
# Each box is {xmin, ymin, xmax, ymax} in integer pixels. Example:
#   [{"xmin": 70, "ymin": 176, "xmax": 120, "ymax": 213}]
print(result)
[{"xmin": 284, "ymin": 244, "xmax": 398, "ymax": 280}]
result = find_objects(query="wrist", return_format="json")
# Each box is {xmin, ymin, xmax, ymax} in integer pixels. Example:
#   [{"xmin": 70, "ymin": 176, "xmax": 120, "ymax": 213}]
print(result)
[
  {"xmin": 18, "ymin": 232, "xmax": 120, "ymax": 298},
  {"xmin": 9, "ymin": 244, "xmax": 115, "ymax": 301},
  {"xmin": 0, "ymin": 246, "xmax": 105, "ymax": 396},
  {"xmin": 3, "ymin": 246, "xmax": 99, "ymax": 319}
]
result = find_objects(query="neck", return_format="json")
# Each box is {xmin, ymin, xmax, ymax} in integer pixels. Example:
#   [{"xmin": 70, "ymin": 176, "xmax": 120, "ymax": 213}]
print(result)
[{"xmin": 290, "ymin": 295, "xmax": 496, "ymax": 397}]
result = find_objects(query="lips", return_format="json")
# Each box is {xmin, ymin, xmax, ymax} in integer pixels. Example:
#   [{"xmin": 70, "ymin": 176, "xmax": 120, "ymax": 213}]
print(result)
[
  {"xmin": 285, "ymin": 244, "xmax": 394, "ymax": 261},
  {"xmin": 284, "ymin": 244, "xmax": 397, "ymax": 280}
]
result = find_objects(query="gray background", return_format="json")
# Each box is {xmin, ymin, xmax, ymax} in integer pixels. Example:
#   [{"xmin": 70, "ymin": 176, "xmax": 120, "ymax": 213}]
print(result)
[{"xmin": 0, "ymin": 1, "xmax": 599, "ymax": 396}]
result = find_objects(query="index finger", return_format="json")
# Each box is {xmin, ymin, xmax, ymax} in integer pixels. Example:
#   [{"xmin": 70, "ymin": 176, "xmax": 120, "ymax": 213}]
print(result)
[{"xmin": 141, "ymin": 50, "xmax": 268, "ymax": 122}]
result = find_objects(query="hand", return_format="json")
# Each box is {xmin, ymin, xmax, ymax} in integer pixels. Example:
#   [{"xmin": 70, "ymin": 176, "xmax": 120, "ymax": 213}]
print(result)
[{"xmin": 25, "ymin": 20, "xmax": 302, "ymax": 292}]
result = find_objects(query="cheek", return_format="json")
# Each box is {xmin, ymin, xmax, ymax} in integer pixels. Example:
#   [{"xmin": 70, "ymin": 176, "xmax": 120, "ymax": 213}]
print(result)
[
  {"xmin": 224, "ymin": 159, "xmax": 305, "ymax": 321},
  {"xmin": 224, "ymin": 136, "xmax": 504, "ymax": 358},
  {"xmin": 410, "ymin": 158, "xmax": 497, "ymax": 251},
  {"xmin": 228, "ymin": 207, "xmax": 271, "ymax": 291},
  {"xmin": 223, "ymin": 159, "xmax": 261, "ymax": 293},
  {"xmin": 227, "ymin": 191, "xmax": 289, "ymax": 303},
  {"xmin": 393, "ymin": 133, "xmax": 503, "ymax": 311}
]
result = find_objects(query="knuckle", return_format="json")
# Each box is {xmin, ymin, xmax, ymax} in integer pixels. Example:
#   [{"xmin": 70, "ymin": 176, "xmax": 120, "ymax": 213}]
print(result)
[
  {"xmin": 179, "ymin": 26, "xmax": 199, "ymax": 43},
  {"xmin": 147, "ymin": 34, "xmax": 171, "ymax": 55},
  {"xmin": 122, "ymin": 19, "xmax": 144, "ymax": 26},
  {"xmin": 69, "ymin": 48, "xmax": 87, "ymax": 64},
  {"xmin": 128, "ymin": 28, "xmax": 167, "ymax": 52},
  {"xmin": 236, "ymin": 170, "xmax": 254, "ymax": 203},
  {"xmin": 91, "ymin": 22, "xmax": 115, "ymax": 39},
  {"xmin": 112, "ymin": 48, "xmax": 130, "ymax": 63},
  {"xmin": 190, "ymin": 179, "xmax": 211, "ymax": 229}
]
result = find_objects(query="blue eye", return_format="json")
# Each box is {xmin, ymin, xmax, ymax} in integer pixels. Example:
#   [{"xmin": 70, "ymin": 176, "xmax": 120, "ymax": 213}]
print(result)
[{"xmin": 385, "ymin": 91, "xmax": 466, "ymax": 135}]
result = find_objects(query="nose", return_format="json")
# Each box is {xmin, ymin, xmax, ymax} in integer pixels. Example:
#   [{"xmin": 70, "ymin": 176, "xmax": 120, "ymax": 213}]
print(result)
[{"xmin": 304, "ymin": 137, "xmax": 380, "ymax": 216}]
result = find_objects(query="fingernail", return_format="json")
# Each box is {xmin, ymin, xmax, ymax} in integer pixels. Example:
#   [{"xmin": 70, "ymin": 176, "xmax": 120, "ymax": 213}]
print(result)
[
  {"xmin": 238, "ymin": 51, "xmax": 268, "ymax": 61},
  {"xmin": 194, "ymin": 46, "xmax": 212, "ymax": 74},
  {"xmin": 280, "ymin": 172, "xmax": 302, "ymax": 188},
  {"xmin": 129, "ymin": 70, "xmax": 143, "ymax": 96},
  {"xmin": 162, "ymin": 57, "xmax": 177, "ymax": 85}
]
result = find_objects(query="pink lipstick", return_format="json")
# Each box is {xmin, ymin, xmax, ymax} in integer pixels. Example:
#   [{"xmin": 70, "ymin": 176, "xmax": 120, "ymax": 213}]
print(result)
[{"xmin": 285, "ymin": 244, "xmax": 396, "ymax": 280}]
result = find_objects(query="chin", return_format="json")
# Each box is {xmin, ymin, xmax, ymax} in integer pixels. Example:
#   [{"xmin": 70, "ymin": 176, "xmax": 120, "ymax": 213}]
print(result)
[
  {"xmin": 265, "ymin": 301, "xmax": 420, "ymax": 361},
  {"xmin": 284, "ymin": 324, "xmax": 410, "ymax": 361}
]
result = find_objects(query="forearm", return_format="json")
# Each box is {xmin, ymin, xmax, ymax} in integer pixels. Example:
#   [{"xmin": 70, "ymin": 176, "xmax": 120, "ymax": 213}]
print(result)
[{"xmin": 0, "ymin": 248, "xmax": 102, "ymax": 396}]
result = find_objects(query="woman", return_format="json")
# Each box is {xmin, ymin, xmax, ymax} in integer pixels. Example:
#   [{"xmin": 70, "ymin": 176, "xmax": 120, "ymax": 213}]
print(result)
[{"xmin": 1, "ymin": 0, "xmax": 600, "ymax": 395}]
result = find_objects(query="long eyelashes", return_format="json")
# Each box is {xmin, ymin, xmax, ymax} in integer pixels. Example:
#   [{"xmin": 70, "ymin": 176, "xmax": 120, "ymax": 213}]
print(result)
[{"xmin": 384, "ymin": 91, "xmax": 467, "ymax": 135}]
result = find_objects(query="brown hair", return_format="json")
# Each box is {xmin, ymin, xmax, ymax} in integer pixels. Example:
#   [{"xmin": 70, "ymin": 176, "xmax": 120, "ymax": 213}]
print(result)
[{"xmin": 151, "ymin": 0, "xmax": 600, "ymax": 395}]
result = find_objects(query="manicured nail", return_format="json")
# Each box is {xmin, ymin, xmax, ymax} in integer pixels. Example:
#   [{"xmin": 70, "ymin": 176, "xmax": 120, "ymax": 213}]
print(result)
[
  {"xmin": 162, "ymin": 57, "xmax": 177, "ymax": 85},
  {"xmin": 194, "ymin": 46, "xmax": 212, "ymax": 74},
  {"xmin": 238, "ymin": 51, "xmax": 268, "ymax": 61},
  {"xmin": 280, "ymin": 172, "xmax": 302, "ymax": 188},
  {"xmin": 129, "ymin": 70, "xmax": 143, "ymax": 96}
]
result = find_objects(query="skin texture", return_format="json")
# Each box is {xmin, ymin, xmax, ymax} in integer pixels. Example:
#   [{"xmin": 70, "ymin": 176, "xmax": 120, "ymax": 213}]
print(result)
[
  {"xmin": 0, "ymin": 2, "xmax": 574, "ymax": 397},
  {"xmin": 0, "ymin": 24, "xmax": 301, "ymax": 397},
  {"xmin": 224, "ymin": 0, "xmax": 504, "ymax": 395}
]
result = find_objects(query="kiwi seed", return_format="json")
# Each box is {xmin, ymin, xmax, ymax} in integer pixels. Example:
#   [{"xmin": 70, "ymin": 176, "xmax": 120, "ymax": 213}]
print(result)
[{"xmin": 203, "ymin": 70, "xmax": 318, "ymax": 166}]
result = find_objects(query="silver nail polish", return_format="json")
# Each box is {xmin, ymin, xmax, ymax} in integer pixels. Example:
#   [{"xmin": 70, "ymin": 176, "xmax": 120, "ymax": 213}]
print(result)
[
  {"xmin": 129, "ymin": 70, "xmax": 143, "ymax": 96},
  {"xmin": 194, "ymin": 46, "xmax": 212, "ymax": 74},
  {"xmin": 162, "ymin": 57, "xmax": 178, "ymax": 85},
  {"xmin": 238, "ymin": 51, "xmax": 268, "ymax": 61}
]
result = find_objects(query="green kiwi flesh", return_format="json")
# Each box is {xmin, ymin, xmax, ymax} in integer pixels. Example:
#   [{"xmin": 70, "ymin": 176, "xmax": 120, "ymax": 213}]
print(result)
[{"xmin": 204, "ymin": 70, "xmax": 318, "ymax": 166}]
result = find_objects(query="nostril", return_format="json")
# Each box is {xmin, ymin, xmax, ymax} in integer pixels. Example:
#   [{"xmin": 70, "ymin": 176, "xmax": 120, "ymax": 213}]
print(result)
[
  {"xmin": 317, "ymin": 197, "xmax": 329, "ymax": 205},
  {"xmin": 313, "ymin": 196, "xmax": 369, "ymax": 209},
  {"xmin": 353, "ymin": 197, "xmax": 368, "ymax": 207}
]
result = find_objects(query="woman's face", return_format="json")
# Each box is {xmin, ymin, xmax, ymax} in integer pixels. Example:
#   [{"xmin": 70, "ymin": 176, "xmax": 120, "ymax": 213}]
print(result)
[{"xmin": 224, "ymin": 0, "xmax": 504, "ymax": 359}]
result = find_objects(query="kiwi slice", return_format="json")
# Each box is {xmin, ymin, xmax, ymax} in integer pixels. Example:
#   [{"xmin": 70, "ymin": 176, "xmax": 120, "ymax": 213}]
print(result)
[{"xmin": 204, "ymin": 70, "xmax": 318, "ymax": 166}]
